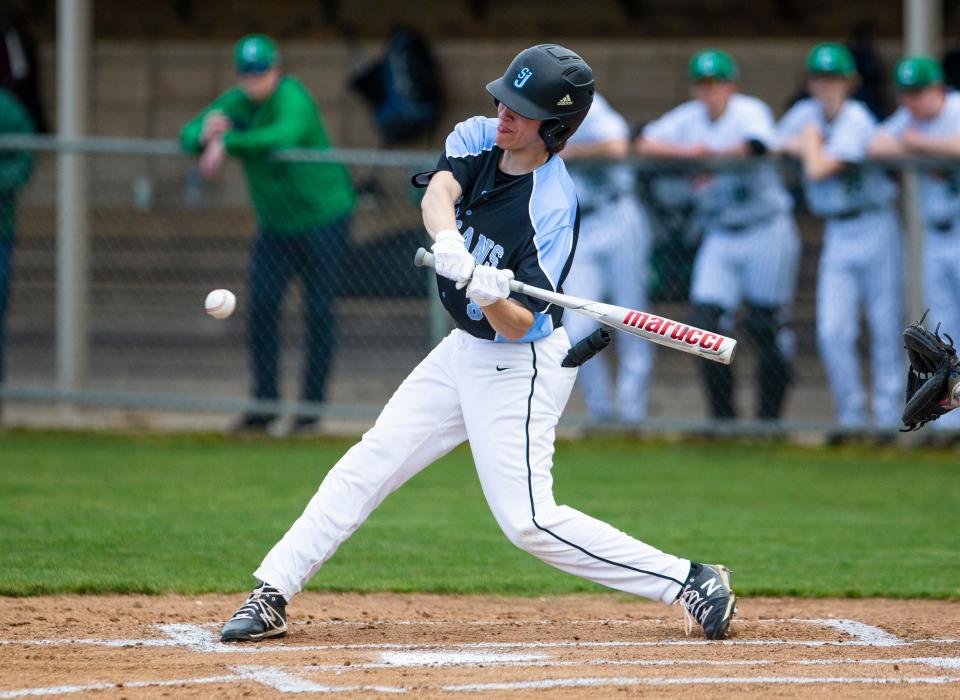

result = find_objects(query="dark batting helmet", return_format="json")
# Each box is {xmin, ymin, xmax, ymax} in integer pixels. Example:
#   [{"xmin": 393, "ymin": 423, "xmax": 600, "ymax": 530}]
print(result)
[{"xmin": 486, "ymin": 45, "xmax": 594, "ymax": 153}]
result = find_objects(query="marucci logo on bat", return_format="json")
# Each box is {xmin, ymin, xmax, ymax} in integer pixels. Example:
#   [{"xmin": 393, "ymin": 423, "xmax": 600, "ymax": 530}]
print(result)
[{"xmin": 622, "ymin": 311, "xmax": 727, "ymax": 352}]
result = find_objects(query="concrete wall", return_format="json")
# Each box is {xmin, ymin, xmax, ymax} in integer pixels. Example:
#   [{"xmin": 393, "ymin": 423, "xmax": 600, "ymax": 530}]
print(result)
[
  {"xmin": 23, "ymin": 38, "xmax": 907, "ymax": 208},
  {"xmin": 39, "ymin": 38, "xmax": 910, "ymax": 145}
]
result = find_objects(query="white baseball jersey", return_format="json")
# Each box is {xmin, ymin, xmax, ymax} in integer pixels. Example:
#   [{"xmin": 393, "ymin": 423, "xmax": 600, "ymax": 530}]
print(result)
[
  {"xmin": 565, "ymin": 93, "xmax": 635, "ymax": 212},
  {"xmin": 777, "ymin": 98, "xmax": 898, "ymax": 216},
  {"xmin": 562, "ymin": 93, "xmax": 654, "ymax": 421},
  {"xmin": 643, "ymin": 93, "xmax": 799, "ymax": 311},
  {"xmin": 643, "ymin": 94, "xmax": 792, "ymax": 228},
  {"xmin": 880, "ymin": 91, "xmax": 960, "ymax": 431},
  {"xmin": 777, "ymin": 98, "xmax": 903, "ymax": 428},
  {"xmin": 880, "ymin": 91, "xmax": 960, "ymax": 225}
]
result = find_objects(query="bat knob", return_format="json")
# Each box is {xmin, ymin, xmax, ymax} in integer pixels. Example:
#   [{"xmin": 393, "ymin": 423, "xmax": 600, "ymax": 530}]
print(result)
[{"xmin": 414, "ymin": 247, "xmax": 428, "ymax": 267}]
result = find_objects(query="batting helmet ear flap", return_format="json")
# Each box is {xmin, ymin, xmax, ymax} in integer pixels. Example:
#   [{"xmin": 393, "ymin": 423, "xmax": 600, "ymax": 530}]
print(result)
[{"xmin": 538, "ymin": 107, "xmax": 590, "ymax": 153}]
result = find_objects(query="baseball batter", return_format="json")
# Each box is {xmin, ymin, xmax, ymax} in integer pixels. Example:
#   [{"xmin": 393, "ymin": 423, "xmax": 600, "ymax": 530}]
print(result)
[
  {"xmin": 561, "ymin": 92, "xmax": 654, "ymax": 424},
  {"xmin": 870, "ymin": 55, "xmax": 960, "ymax": 435},
  {"xmin": 219, "ymin": 45, "xmax": 736, "ymax": 644},
  {"xmin": 638, "ymin": 50, "xmax": 799, "ymax": 421},
  {"xmin": 778, "ymin": 43, "xmax": 903, "ymax": 434}
]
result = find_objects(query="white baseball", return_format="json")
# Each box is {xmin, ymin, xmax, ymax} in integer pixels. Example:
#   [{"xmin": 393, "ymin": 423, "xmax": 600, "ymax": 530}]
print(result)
[{"xmin": 204, "ymin": 289, "xmax": 236, "ymax": 319}]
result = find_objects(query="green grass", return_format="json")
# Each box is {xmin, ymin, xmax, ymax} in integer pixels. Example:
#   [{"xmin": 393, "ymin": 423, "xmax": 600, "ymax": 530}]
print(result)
[{"xmin": 0, "ymin": 430, "xmax": 957, "ymax": 598}]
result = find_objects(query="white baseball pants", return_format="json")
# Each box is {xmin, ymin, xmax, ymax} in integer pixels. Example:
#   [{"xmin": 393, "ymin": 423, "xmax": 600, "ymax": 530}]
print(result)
[
  {"xmin": 923, "ymin": 222, "xmax": 960, "ymax": 431},
  {"xmin": 816, "ymin": 209, "xmax": 904, "ymax": 428},
  {"xmin": 255, "ymin": 327, "xmax": 690, "ymax": 604}
]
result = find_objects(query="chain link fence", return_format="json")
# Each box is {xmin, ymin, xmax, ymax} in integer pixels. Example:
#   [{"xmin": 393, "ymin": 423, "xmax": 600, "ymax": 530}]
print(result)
[{"xmin": 0, "ymin": 136, "xmax": 951, "ymax": 435}]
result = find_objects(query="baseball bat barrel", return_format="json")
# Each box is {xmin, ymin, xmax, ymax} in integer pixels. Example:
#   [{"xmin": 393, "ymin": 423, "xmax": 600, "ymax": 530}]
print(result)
[{"xmin": 414, "ymin": 247, "xmax": 737, "ymax": 364}]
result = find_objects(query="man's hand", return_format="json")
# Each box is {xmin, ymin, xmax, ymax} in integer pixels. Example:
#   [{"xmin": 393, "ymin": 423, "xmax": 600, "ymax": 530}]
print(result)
[
  {"xmin": 779, "ymin": 134, "xmax": 804, "ymax": 158},
  {"xmin": 868, "ymin": 131, "xmax": 905, "ymax": 158},
  {"xmin": 201, "ymin": 111, "xmax": 233, "ymax": 145},
  {"xmin": 901, "ymin": 128, "xmax": 930, "ymax": 153},
  {"xmin": 431, "ymin": 229, "xmax": 475, "ymax": 289},
  {"xmin": 945, "ymin": 371, "xmax": 960, "ymax": 410},
  {"xmin": 799, "ymin": 122, "xmax": 823, "ymax": 150},
  {"xmin": 685, "ymin": 144, "xmax": 713, "ymax": 158},
  {"xmin": 199, "ymin": 137, "xmax": 227, "ymax": 180},
  {"xmin": 466, "ymin": 265, "xmax": 511, "ymax": 307}
]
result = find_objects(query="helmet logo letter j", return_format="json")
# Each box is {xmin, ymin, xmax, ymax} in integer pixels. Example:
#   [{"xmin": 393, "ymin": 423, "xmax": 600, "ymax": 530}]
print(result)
[{"xmin": 514, "ymin": 67, "xmax": 533, "ymax": 88}]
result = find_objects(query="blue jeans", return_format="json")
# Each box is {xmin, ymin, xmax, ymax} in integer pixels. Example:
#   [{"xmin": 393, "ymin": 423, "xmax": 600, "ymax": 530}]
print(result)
[
  {"xmin": 247, "ymin": 218, "xmax": 350, "ymax": 407},
  {"xmin": 0, "ymin": 237, "xmax": 12, "ymax": 387}
]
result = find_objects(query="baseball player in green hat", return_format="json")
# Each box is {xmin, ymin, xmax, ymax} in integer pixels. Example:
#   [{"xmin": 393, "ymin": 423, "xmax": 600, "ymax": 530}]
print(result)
[
  {"xmin": 181, "ymin": 34, "xmax": 356, "ymax": 434},
  {"xmin": 778, "ymin": 42, "xmax": 903, "ymax": 441},
  {"xmin": 638, "ymin": 49, "xmax": 799, "ymax": 423},
  {"xmin": 871, "ymin": 55, "xmax": 960, "ymax": 439}
]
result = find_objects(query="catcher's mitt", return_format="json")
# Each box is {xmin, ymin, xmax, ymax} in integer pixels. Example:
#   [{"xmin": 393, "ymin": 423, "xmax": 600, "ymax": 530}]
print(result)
[{"xmin": 901, "ymin": 312, "xmax": 960, "ymax": 431}]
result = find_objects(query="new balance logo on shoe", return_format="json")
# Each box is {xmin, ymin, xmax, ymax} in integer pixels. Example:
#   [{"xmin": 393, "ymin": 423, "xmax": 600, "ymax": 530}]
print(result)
[
  {"xmin": 556, "ymin": 94, "xmax": 573, "ymax": 106},
  {"xmin": 700, "ymin": 576, "xmax": 721, "ymax": 597}
]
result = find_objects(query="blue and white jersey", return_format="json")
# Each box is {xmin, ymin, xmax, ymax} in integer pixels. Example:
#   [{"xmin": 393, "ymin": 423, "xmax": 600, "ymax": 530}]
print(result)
[
  {"xmin": 642, "ymin": 93, "xmax": 791, "ymax": 228},
  {"xmin": 777, "ymin": 97, "xmax": 897, "ymax": 217},
  {"xmin": 563, "ymin": 93, "xmax": 634, "ymax": 209},
  {"xmin": 880, "ymin": 91, "xmax": 960, "ymax": 225},
  {"xmin": 414, "ymin": 116, "xmax": 579, "ymax": 343}
]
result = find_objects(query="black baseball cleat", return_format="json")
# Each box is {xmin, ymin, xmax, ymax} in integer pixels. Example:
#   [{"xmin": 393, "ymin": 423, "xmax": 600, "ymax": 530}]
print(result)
[
  {"xmin": 220, "ymin": 582, "xmax": 288, "ymax": 642},
  {"xmin": 675, "ymin": 562, "xmax": 737, "ymax": 640}
]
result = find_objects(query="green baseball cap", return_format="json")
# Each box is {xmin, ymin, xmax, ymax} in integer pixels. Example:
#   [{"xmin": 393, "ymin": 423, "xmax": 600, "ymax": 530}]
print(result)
[
  {"xmin": 895, "ymin": 55, "xmax": 944, "ymax": 89},
  {"xmin": 235, "ymin": 34, "xmax": 279, "ymax": 74},
  {"xmin": 806, "ymin": 42, "xmax": 856, "ymax": 76},
  {"xmin": 689, "ymin": 50, "xmax": 739, "ymax": 82}
]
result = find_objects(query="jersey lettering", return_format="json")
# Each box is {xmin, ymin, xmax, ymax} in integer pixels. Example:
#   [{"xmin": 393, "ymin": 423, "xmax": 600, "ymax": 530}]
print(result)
[{"xmin": 472, "ymin": 234, "xmax": 496, "ymax": 265}]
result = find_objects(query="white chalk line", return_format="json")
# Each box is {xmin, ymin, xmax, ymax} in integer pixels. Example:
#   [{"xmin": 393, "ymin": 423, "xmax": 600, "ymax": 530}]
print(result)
[
  {"xmin": 802, "ymin": 619, "xmax": 903, "ymax": 647},
  {"xmin": 322, "ymin": 651, "xmax": 960, "ymax": 672},
  {"xmin": 0, "ymin": 666, "xmax": 408, "ymax": 698},
  {"xmin": 229, "ymin": 666, "xmax": 405, "ymax": 694},
  {"xmin": 0, "ymin": 674, "xmax": 239, "ymax": 698},
  {"xmin": 442, "ymin": 676, "xmax": 960, "ymax": 691}
]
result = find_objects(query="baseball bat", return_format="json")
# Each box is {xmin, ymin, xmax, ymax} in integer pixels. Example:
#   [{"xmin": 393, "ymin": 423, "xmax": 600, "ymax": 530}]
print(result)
[{"xmin": 414, "ymin": 248, "xmax": 737, "ymax": 365}]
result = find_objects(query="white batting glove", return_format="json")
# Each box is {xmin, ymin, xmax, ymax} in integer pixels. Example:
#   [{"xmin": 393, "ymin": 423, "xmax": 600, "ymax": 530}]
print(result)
[
  {"xmin": 431, "ymin": 229, "xmax": 475, "ymax": 289},
  {"xmin": 466, "ymin": 265, "xmax": 511, "ymax": 307}
]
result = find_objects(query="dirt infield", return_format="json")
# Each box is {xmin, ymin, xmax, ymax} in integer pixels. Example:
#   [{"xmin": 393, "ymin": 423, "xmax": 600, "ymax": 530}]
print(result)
[{"xmin": 1, "ymin": 594, "xmax": 958, "ymax": 698}]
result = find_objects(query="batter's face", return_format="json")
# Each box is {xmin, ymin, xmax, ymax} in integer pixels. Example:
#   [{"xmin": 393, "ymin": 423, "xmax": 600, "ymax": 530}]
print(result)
[
  {"xmin": 807, "ymin": 75, "xmax": 854, "ymax": 115},
  {"xmin": 495, "ymin": 102, "xmax": 545, "ymax": 152},
  {"xmin": 237, "ymin": 66, "xmax": 282, "ymax": 101},
  {"xmin": 899, "ymin": 86, "xmax": 946, "ymax": 121},
  {"xmin": 692, "ymin": 80, "xmax": 737, "ymax": 119}
]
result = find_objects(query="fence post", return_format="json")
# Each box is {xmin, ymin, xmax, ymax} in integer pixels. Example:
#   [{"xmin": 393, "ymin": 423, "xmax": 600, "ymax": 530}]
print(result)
[
  {"xmin": 56, "ymin": 0, "xmax": 92, "ymax": 402},
  {"xmin": 902, "ymin": 0, "xmax": 941, "ymax": 321}
]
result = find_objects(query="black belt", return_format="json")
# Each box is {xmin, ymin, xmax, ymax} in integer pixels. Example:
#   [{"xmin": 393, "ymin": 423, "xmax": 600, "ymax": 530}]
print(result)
[
  {"xmin": 828, "ymin": 207, "xmax": 873, "ymax": 222},
  {"xmin": 717, "ymin": 212, "xmax": 778, "ymax": 233},
  {"xmin": 930, "ymin": 219, "xmax": 956, "ymax": 233}
]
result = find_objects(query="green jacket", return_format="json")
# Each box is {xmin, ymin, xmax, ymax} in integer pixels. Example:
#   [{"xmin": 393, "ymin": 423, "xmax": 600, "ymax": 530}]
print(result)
[
  {"xmin": 0, "ymin": 88, "xmax": 35, "ymax": 240},
  {"xmin": 180, "ymin": 76, "xmax": 355, "ymax": 234}
]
